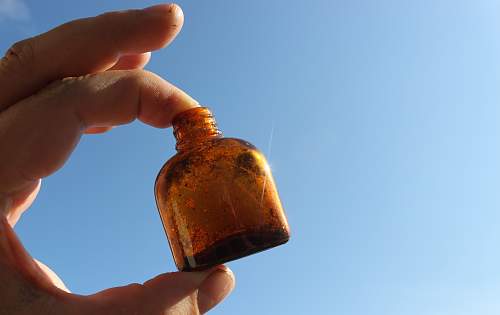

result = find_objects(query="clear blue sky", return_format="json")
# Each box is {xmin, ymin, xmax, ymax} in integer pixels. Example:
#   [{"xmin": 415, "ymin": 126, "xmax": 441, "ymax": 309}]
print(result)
[{"xmin": 2, "ymin": 0, "xmax": 500, "ymax": 314}]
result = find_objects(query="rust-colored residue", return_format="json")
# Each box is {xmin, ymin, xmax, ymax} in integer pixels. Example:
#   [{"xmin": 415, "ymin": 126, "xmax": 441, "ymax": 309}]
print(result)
[{"xmin": 154, "ymin": 107, "xmax": 290, "ymax": 271}]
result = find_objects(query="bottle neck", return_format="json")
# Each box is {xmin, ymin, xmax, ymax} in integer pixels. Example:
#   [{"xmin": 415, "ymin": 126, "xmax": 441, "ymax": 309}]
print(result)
[{"xmin": 172, "ymin": 107, "xmax": 222, "ymax": 152}]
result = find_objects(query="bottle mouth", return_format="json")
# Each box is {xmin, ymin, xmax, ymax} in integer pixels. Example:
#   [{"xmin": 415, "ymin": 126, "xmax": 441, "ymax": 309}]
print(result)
[
  {"xmin": 172, "ymin": 106, "xmax": 222, "ymax": 152},
  {"xmin": 172, "ymin": 106, "xmax": 212, "ymax": 126}
]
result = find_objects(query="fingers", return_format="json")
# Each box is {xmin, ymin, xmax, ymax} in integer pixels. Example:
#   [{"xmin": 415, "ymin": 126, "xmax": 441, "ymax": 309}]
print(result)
[
  {"xmin": 89, "ymin": 266, "xmax": 235, "ymax": 314},
  {"xmin": 0, "ymin": 215, "xmax": 234, "ymax": 315},
  {"xmin": 108, "ymin": 52, "xmax": 151, "ymax": 71},
  {"xmin": 0, "ymin": 3, "xmax": 184, "ymax": 111},
  {"xmin": 0, "ymin": 214, "xmax": 234, "ymax": 315},
  {"xmin": 0, "ymin": 69, "xmax": 198, "ymax": 211},
  {"xmin": 84, "ymin": 54, "xmax": 153, "ymax": 136}
]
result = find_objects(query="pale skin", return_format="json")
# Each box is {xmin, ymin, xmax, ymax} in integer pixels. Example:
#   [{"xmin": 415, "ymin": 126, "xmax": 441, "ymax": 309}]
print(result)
[{"xmin": 0, "ymin": 3, "xmax": 235, "ymax": 315}]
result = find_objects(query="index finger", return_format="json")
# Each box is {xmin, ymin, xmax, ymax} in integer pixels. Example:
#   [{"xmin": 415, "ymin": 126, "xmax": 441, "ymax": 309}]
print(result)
[
  {"xmin": 0, "ymin": 3, "xmax": 183, "ymax": 111},
  {"xmin": 0, "ymin": 70, "xmax": 198, "ymax": 223}
]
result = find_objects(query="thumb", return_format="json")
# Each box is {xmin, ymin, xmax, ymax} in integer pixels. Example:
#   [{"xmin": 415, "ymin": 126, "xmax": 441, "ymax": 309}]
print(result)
[{"xmin": 89, "ymin": 266, "xmax": 235, "ymax": 314}]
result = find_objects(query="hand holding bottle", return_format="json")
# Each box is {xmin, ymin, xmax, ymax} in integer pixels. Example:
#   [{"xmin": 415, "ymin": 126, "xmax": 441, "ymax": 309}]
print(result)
[{"xmin": 0, "ymin": 4, "xmax": 234, "ymax": 314}]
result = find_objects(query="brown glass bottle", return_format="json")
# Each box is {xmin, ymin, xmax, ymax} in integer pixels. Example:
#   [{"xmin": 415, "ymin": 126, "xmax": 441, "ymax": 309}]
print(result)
[{"xmin": 154, "ymin": 107, "xmax": 290, "ymax": 271}]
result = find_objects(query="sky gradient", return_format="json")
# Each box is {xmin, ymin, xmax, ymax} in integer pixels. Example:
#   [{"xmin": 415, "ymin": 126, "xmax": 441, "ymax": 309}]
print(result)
[{"xmin": 2, "ymin": 1, "xmax": 500, "ymax": 314}]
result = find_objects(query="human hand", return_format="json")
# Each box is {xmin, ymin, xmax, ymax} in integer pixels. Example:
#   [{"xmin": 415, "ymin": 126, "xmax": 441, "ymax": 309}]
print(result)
[{"xmin": 0, "ymin": 3, "xmax": 234, "ymax": 314}]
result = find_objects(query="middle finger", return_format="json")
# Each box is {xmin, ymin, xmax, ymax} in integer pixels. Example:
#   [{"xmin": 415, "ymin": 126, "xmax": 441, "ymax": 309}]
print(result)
[{"xmin": 0, "ymin": 3, "xmax": 183, "ymax": 111}]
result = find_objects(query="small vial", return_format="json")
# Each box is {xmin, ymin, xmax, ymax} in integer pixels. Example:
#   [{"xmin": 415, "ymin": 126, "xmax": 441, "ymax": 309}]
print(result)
[{"xmin": 154, "ymin": 107, "xmax": 290, "ymax": 271}]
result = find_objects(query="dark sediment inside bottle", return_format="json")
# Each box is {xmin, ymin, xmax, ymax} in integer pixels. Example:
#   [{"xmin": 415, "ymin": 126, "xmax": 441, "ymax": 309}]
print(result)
[{"xmin": 181, "ymin": 227, "xmax": 289, "ymax": 271}]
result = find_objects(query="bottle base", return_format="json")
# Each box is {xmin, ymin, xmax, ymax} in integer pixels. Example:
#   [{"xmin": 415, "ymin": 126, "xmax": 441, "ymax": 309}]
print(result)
[{"xmin": 179, "ymin": 228, "xmax": 289, "ymax": 272}]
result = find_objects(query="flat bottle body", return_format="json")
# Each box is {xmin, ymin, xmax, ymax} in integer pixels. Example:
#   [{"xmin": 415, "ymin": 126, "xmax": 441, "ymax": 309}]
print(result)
[{"xmin": 155, "ymin": 137, "xmax": 290, "ymax": 271}]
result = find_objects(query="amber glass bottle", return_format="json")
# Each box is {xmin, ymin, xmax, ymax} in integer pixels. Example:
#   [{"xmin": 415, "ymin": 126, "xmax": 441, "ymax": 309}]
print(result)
[{"xmin": 154, "ymin": 107, "xmax": 290, "ymax": 271}]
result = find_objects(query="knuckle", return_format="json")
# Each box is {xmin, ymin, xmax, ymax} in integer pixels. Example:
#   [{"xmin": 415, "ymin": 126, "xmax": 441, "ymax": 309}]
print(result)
[
  {"xmin": 52, "ymin": 73, "xmax": 99, "ymax": 92},
  {"xmin": 24, "ymin": 75, "xmax": 85, "ymax": 112},
  {"xmin": 116, "ymin": 69, "xmax": 149, "ymax": 95},
  {"xmin": 38, "ymin": 76, "xmax": 79, "ymax": 98},
  {"xmin": 2, "ymin": 38, "xmax": 37, "ymax": 71}
]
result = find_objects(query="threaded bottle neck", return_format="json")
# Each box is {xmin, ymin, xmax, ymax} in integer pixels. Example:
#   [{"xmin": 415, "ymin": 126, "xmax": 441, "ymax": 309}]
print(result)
[{"xmin": 172, "ymin": 107, "xmax": 222, "ymax": 152}]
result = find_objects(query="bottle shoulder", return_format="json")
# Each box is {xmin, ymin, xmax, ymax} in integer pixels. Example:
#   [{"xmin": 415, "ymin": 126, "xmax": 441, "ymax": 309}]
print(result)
[
  {"xmin": 212, "ymin": 137, "xmax": 260, "ymax": 152},
  {"xmin": 155, "ymin": 137, "xmax": 265, "ymax": 189},
  {"xmin": 172, "ymin": 137, "xmax": 261, "ymax": 160}
]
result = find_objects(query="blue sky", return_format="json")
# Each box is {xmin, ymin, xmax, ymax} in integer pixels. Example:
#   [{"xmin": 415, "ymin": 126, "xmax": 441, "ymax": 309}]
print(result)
[{"xmin": 2, "ymin": 0, "xmax": 500, "ymax": 314}]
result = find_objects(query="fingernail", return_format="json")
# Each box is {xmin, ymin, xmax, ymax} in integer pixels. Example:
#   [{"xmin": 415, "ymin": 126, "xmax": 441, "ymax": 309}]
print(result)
[
  {"xmin": 143, "ymin": 3, "xmax": 183, "ymax": 18},
  {"xmin": 197, "ymin": 266, "xmax": 235, "ymax": 314}
]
